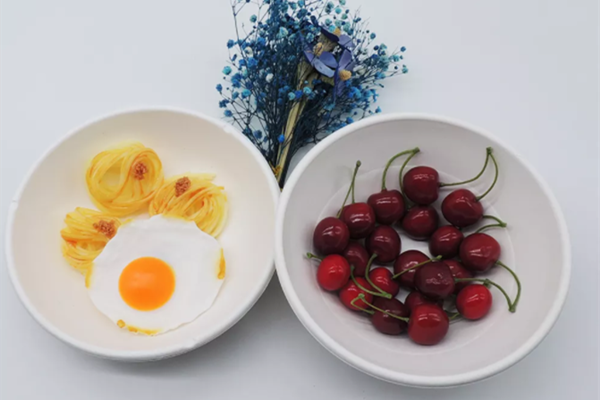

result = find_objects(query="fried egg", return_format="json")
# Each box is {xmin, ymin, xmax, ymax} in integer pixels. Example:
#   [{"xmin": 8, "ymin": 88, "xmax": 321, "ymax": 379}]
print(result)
[{"xmin": 87, "ymin": 215, "xmax": 225, "ymax": 335}]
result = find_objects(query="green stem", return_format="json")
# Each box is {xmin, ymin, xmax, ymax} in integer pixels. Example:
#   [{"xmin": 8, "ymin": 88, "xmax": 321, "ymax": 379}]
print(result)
[
  {"xmin": 398, "ymin": 148, "xmax": 420, "ymax": 205},
  {"xmin": 482, "ymin": 215, "xmax": 507, "ymax": 225},
  {"xmin": 455, "ymin": 278, "xmax": 514, "ymax": 312},
  {"xmin": 363, "ymin": 253, "xmax": 389, "ymax": 296},
  {"xmin": 476, "ymin": 149, "xmax": 499, "ymax": 201},
  {"xmin": 337, "ymin": 161, "xmax": 361, "ymax": 218},
  {"xmin": 391, "ymin": 255, "xmax": 442, "ymax": 280},
  {"xmin": 357, "ymin": 294, "xmax": 410, "ymax": 322},
  {"xmin": 350, "ymin": 265, "xmax": 392, "ymax": 299},
  {"xmin": 350, "ymin": 295, "xmax": 374, "ymax": 314},
  {"xmin": 306, "ymin": 252, "xmax": 322, "ymax": 262},
  {"xmin": 448, "ymin": 312, "xmax": 461, "ymax": 321},
  {"xmin": 475, "ymin": 224, "xmax": 506, "ymax": 233},
  {"xmin": 440, "ymin": 147, "xmax": 492, "ymax": 187},
  {"xmin": 381, "ymin": 147, "xmax": 419, "ymax": 190},
  {"xmin": 496, "ymin": 261, "xmax": 521, "ymax": 312}
]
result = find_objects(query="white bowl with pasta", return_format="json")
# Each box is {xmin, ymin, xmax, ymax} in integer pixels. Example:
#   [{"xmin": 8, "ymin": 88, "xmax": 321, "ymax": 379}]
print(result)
[{"xmin": 5, "ymin": 108, "xmax": 279, "ymax": 361}]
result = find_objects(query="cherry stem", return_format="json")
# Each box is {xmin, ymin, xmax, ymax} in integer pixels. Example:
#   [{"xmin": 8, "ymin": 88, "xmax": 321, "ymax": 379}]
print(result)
[
  {"xmin": 391, "ymin": 255, "xmax": 442, "ymax": 280},
  {"xmin": 455, "ymin": 277, "xmax": 514, "ymax": 312},
  {"xmin": 476, "ymin": 148, "xmax": 499, "ymax": 201},
  {"xmin": 476, "ymin": 216, "xmax": 507, "ymax": 233},
  {"xmin": 439, "ymin": 147, "xmax": 492, "ymax": 187},
  {"xmin": 398, "ymin": 148, "xmax": 420, "ymax": 205},
  {"xmin": 357, "ymin": 294, "xmax": 410, "ymax": 322},
  {"xmin": 381, "ymin": 147, "xmax": 419, "ymax": 190},
  {"xmin": 350, "ymin": 295, "xmax": 375, "ymax": 314},
  {"xmin": 448, "ymin": 311, "xmax": 461, "ymax": 321},
  {"xmin": 350, "ymin": 265, "xmax": 392, "ymax": 299},
  {"xmin": 337, "ymin": 161, "xmax": 361, "ymax": 218},
  {"xmin": 306, "ymin": 252, "xmax": 322, "ymax": 262},
  {"xmin": 363, "ymin": 253, "xmax": 390, "ymax": 296},
  {"xmin": 496, "ymin": 261, "xmax": 521, "ymax": 312}
]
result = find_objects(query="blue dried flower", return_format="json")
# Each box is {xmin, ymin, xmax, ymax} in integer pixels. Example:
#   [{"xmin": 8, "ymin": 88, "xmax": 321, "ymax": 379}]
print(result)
[
  {"xmin": 278, "ymin": 134, "xmax": 285, "ymax": 143},
  {"xmin": 219, "ymin": 99, "xmax": 229, "ymax": 108},
  {"xmin": 242, "ymin": 89, "xmax": 251, "ymax": 98},
  {"xmin": 370, "ymin": 33, "xmax": 376, "ymax": 39},
  {"xmin": 223, "ymin": 66, "xmax": 232, "ymax": 75},
  {"xmin": 250, "ymin": 14, "xmax": 257, "ymax": 23},
  {"xmin": 216, "ymin": 83, "xmax": 223, "ymax": 93},
  {"xmin": 224, "ymin": 110, "xmax": 233, "ymax": 117},
  {"xmin": 227, "ymin": 39, "xmax": 235, "ymax": 48},
  {"xmin": 288, "ymin": 92, "xmax": 296, "ymax": 101}
]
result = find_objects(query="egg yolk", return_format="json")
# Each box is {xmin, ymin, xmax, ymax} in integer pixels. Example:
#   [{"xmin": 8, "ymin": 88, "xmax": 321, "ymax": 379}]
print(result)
[{"xmin": 119, "ymin": 257, "xmax": 175, "ymax": 311}]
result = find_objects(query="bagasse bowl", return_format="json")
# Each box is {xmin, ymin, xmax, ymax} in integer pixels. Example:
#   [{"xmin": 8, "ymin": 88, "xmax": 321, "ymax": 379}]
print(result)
[
  {"xmin": 275, "ymin": 114, "xmax": 570, "ymax": 387},
  {"xmin": 5, "ymin": 108, "xmax": 279, "ymax": 361}
]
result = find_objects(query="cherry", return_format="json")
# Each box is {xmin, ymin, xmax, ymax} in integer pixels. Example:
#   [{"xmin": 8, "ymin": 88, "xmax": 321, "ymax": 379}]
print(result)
[
  {"xmin": 443, "ymin": 259, "xmax": 473, "ymax": 294},
  {"xmin": 429, "ymin": 225, "xmax": 464, "ymax": 259},
  {"xmin": 339, "ymin": 277, "xmax": 374, "ymax": 311},
  {"xmin": 367, "ymin": 148, "xmax": 417, "ymax": 225},
  {"xmin": 312, "ymin": 217, "xmax": 350, "ymax": 255},
  {"xmin": 309, "ymin": 254, "xmax": 350, "ymax": 292},
  {"xmin": 368, "ymin": 190, "xmax": 404, "ymax": 225},
  {"xmin": 408, "ymin": 304, "xmax": 449, "ymax": 345},
  {"xmin": 340, "ymin": 161, "xmax": 376, "ymax": 239},
  {"xmin": 369, "ymin": 267, "xmax": 400, "ymax": 297},
  {"xmin": 400, "ymin": 146, "xmax": 492, "ymax": 207},
  {"xmin": 401, "ymin": 205, "xmax": 439, "ymax": 240},
  {"xmin": 442, "ymin": 148, "xmax": 498, "ymax": 228},
  {"xmin": 366, "ymin": 225, "xmax": 401, "ymax": 263},
  {"xmin": 341, "ymin": 203, "xmax": 376, "ymax": 239},
  {"xmin": 441, "ymin": 189, "xmax": 484, "ymax": 228},
  {"xmin": 393, "ymin": 250, "xmax": 429, "ymax": 289},
  {"xmin": 456, "ymin": 284, "xmax": 492, "ymax": 320},
  {"xmin": 313, "ymin": 161, "xmax": 363, "ymax": 255},
  {"xmin": 459, "ymin": 232, "xmax": 501, "ymax": 273},
  {"xmin": 370, "ymin": 298, "xmax": 409, "ymax": 335},
  {"xmin": 404, "ymin": 291, "xmax": 438, "ymax": 314},
  {"xmin": 403, "ymin": 166, "xmax": 439, "ymax": 205},
  {"xmin": 414, "ymin": 262, "xmax": 455, "ymax": 300},
  {"xmin": 342, "ymin": 241, "xmax": 370, "ymax": 277},
  {"xmin": 454, "ymin": 276, "xmax": 518, "ymax": 313}
]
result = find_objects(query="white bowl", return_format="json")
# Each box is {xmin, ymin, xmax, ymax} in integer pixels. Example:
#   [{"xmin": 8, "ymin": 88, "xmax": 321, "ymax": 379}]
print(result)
[
  {"xmin": 275, "ymin": 114, "xmax": 570, "ymax": 387},
  {"xmin": 5, "ymin": 108, "xmax": 279, "ymax": 361}
]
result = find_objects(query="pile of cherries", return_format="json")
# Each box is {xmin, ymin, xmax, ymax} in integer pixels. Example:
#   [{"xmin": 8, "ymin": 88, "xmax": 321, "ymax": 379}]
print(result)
[{"xmin": 308, "ymin": 147, "xmax": 521, "ymax": 346}]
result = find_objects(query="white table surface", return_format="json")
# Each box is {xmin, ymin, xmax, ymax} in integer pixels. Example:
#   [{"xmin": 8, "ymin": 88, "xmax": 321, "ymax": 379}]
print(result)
[{"xmin": 1, "ymin": 0, "xmax": 598, "ymax": 398}]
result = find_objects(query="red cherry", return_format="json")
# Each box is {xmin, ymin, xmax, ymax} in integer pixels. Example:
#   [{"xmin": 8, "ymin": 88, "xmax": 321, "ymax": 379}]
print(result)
[
  {"xmin": 341, "ymin": 203, "xmax": 376, "ymax": 239},
  {"xmin": 403, "ymin": 166, "xmax": 440, "ymax": 205},
  {"xmin": 312, "ymin": 217, "xmax": 350, "ymax": 255},
  {"xmin": 367, "ymin": 189, "xmax": 405, "ymax": 225},
  {"xmin": 459, "ymin": 233, "xmax": 501, "ymax": 273},
  {"xmin": 404, "ymin": 291, "xmax": 438, "ymax": 314},
  {"xmin": 441, "ymin": 189, "xmax": 483, "ymax": 228},
  {"xmin": 315, "ymin": 255, "xmax": 350, "ymax": 291},
  {"xmin": 443, "ymin": 259, "xmax": 473, "ymax": 294},
  {"xmin": 342, "ymin": 241, "xmax": 370, "ymax": 277},
  {"xmin": 456, "ymin": 284, "xmax": 493, "ymax": 320},
  {"xmin": 393, "ymin": 250, "xmax": 429, "ymax": 290},
  {"xmin": 401, "ymin": 205, "xmax": 439, "ymax": 240},
  {"xmin": 440, "ymin": 147, "xmax": 499, "ymax": 228},
  {"xmin": 369, "ymin": 267, "xmax": 400, "ymax": 297},
  {"xmin": 414, "ymin": 262, "xmax": 455, "ymax": 300},
  {"xmin": 429, "ymin": 225, "xmax": 464, "ymax": 259},
  {"xmin": 339, "ymin": 277, "xmax": 374, "ymax": 311},
  {"xmin": 366, "ymin": 225, "xmax": 401, "ymax": 263},
  {"xmin": 368, "ymin": 147, "xmax": 417, "ymax": 225},
  {"xmin": 408, "ymin": 304, "xmax": 449, "ymax": 345},
  {"xmin": 371, "ymin": 298, "xmax": 409, "ymax": 335}
]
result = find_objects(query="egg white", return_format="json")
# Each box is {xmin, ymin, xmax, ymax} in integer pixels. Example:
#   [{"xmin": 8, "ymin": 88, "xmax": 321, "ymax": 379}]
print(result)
[{"xmin": 87, "ymin": 215, "xmax": 224, "ymax": 335}]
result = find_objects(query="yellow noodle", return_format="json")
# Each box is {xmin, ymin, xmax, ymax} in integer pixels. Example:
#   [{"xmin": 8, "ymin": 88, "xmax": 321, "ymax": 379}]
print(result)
[
  {"xmin": 86, "ymin": 142, "xmax": 164, "ymax": 217},
  {"xmin": 60, "ymin": 207, "xmax": 122, "ymax": 275},
  {"xmin": 149, "ymin": 174, "xmax": 228, "ymax": 237}
]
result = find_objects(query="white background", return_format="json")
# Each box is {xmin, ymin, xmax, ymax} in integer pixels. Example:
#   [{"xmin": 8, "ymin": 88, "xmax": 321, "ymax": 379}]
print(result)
[{"xmin": 1, "ymin": 0, "xmax": 598, "ymax": 399}]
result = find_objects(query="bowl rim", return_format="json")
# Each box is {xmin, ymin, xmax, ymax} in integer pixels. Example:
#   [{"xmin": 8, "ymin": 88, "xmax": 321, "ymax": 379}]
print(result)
[
  {"xmin": 275, "ymin": 113, "xmax": 571, "ymax": 387},
  {"xmin": 4, "ymin": 106, "xmax": 280, "ymax": 361}
]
